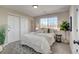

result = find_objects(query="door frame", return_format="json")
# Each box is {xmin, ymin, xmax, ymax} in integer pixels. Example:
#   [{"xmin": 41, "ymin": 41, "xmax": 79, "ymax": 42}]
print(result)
[{"xmin": 5, "ymin": 13, "xmax": 21, "ymax": 45}]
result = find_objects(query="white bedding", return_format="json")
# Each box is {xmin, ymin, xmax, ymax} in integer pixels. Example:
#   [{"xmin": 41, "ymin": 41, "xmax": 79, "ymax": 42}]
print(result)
[
  {"xmin": 34, "ymin": 32, "xmax": 55, "ymax": 46},
  {"xmin": 21, "ymin": 32, "xmax": 55, "ymax": 54}
]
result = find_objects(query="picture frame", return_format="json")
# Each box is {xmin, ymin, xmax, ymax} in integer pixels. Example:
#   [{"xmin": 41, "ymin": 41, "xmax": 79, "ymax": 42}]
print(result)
[{"xmin": 69, "ymin": 16, "xmax": 72, "ymax": 31}]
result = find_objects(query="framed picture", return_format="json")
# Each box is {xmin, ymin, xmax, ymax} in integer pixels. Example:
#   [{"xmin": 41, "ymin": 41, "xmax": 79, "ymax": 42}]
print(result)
[{"xmin": 69, "ymin": 16, "xmax": 72, "ymax": 31}]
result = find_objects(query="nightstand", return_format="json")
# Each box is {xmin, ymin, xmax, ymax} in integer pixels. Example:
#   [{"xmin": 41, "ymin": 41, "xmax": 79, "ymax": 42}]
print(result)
[{"xmin": 55, "ymin": 34, "xmax": 62, "ymax": 43}]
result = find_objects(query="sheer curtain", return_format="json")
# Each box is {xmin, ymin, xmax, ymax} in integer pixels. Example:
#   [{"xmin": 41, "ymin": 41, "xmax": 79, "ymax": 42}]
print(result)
[{"xmin": 40, "ymin": 17, "xmax": 58, "ymax": 29}]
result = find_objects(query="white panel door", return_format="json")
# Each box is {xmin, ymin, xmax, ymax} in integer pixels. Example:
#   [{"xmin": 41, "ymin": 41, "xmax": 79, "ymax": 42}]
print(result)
[
  {"xmin": 76, "ymin": 6, "xmax": 79, "ymax": 53},
  {"xmin": 73, "ymin": 6, "xmax": 79, "ymax": 54},
  {"xmin": 21, "ymin": 17, "xmax": 29, "ymax": 40},
  {"xmin": 8, "ymin": 15, "xmax": 20, "ymax": 44},
  {"xmin": 77, "ymin": 7, "xmax": 79, "ymax": 41}
]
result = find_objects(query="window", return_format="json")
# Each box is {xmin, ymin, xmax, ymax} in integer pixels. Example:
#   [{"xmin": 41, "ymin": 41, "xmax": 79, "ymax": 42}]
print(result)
[{"xmin": 40, "ymin": 17, "xmax": 58, "ymax": 29}]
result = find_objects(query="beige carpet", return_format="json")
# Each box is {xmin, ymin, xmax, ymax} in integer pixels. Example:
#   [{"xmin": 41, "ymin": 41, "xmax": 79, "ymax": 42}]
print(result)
[
  {"xmin": 52, "ymin": 42, "xmax": 71, "ymax": 54},
  {"xmin": 0, "ymin": 41, "xmax": 71, "ymax": 54}
]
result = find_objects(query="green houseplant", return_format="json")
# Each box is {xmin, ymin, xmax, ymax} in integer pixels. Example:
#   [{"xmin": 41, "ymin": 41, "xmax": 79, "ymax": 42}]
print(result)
[
  {"xmin": 60, "ymin": 21, "xmax": 69, "ymax": 40},
  {"xmin": 60, "ymin": 21, "xmax": 69, "ymax": 31},
  {"xmin": 0, "ymin": 25, "xmax": 6, "ymax": 45}
]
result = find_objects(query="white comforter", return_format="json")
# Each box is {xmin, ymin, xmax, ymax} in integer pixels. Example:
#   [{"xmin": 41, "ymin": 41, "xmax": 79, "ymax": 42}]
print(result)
[{"xmin": 21, "ymin": 32, "xmax": 55, "ymax": 54}]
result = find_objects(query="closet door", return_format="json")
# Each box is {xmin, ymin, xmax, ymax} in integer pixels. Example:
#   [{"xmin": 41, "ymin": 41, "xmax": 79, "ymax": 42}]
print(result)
[
  {"xmin": 7, "ymin": 15, "xmax": 20, "ymax": 44},
  {"xmin": 20, "ymin": 17, "xmax": 29, "ymax": 40}
]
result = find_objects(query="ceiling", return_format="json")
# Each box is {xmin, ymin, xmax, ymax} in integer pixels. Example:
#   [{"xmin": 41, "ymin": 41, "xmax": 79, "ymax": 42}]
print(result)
[{"xmin": 1, "ymin": 5, "xmax": 70, "ymax": 17}]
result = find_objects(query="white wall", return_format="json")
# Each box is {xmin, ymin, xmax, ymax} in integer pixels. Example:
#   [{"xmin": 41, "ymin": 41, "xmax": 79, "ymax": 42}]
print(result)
[
  {"xmin": 69, "ymin": 6, "xmax": 75, "ymax": 53},
  {"xmin": 0, "ymin": 8, "xmax": 7, "ymax": 26},
  {"xmin": 0, "ymin": 8, "xmax": 8, "ymax": 46}
]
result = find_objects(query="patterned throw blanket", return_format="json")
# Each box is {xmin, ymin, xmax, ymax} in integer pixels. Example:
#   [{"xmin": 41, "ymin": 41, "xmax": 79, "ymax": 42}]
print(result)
[{"xmin": 1, "ymin": 41, "xmax": 40, "ymax": 54}]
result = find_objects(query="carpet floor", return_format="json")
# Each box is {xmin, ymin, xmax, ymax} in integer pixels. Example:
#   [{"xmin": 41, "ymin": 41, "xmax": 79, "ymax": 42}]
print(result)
[
  {"xmin": 52, "ymin": 42, "xmax": 71, "ymax": 54},
  {"xmin": 0, "ymin": 41, "xmax": 71, "ymax": 54}
]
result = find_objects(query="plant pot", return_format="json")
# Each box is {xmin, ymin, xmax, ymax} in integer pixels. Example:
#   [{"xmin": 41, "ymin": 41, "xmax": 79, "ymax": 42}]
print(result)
[
  {"xmin": 62, "ymin": 31, "xmax": 69, "ymax": 44},
  {"xmin": 0, "ymin": 45, "xmax": 3, "ymax": 52}
]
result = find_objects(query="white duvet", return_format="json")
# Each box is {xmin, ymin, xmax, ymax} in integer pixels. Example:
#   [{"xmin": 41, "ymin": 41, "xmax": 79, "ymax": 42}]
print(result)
[{"xmin": 21, "ymin": 32, "xmax": 55, "ymax": 54}]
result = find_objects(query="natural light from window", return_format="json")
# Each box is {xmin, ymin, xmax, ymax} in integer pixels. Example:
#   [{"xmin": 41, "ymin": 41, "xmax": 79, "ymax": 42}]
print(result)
[{"xmin": 40, "ymin": 17, "xmax": 58, "ymax": 29}]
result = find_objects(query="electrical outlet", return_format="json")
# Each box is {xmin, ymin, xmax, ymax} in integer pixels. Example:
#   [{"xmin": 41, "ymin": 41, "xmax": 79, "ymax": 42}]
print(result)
[{"xmin": 76, "ymin": 49, "xmax": 78, "ymax": 52}]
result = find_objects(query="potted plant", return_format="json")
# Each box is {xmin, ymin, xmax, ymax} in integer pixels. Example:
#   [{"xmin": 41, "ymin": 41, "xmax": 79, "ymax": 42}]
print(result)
[
  {"xmin": 60, "ymin": 21, "xmax": 69, "ymax": 43},
  {"xmin": 0, "ymin": 25, "xmax": 6, "ymax": 52}
]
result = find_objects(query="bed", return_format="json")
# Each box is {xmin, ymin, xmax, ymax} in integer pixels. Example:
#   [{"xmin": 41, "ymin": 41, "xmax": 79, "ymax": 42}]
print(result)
[{"xmin": 20, "ymin": 32, "xmax": 55, "ymax": 54}]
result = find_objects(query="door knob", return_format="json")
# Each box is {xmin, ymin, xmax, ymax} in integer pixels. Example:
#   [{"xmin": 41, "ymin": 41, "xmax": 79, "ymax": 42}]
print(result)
[{"xmin": 73, "ymin": 40, "xmax": 79, "ymax": 45}]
